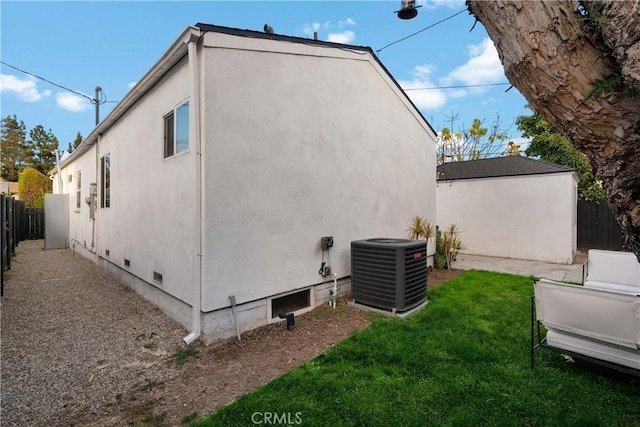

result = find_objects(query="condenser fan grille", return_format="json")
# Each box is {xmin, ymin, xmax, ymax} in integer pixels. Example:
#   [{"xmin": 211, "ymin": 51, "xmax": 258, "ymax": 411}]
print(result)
[{"xmin": 351, "ymin": 238, "xmax": 427, "ymax": 312}]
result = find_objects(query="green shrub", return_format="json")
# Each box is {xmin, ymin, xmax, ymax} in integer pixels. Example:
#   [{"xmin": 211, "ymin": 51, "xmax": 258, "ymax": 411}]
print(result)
[
  {"xmin": 18, "ymin": 167, "xmax": 51, "ymax": 208},
  {"xmin": 434, "ymin": 226, "xmax": 446, "ymax": 269},
  {"xmin": 434, "ymin": 253, "xmax": 447, "ymax": 269}
]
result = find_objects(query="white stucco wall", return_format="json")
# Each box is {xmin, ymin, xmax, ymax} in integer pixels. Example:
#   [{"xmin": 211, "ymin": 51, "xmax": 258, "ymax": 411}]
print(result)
[
  {"xmin": 55, "ymin": 30, "xmax": 437, "ymax": 340},
  {"xmin": 200, "ymin": 33, "xmax": 437, "ymax": 312},
  {"xmin": 57, "ymin": 57, "xmax": 197, "ymax": 304},
  {"xmin": 436, "ymin": 172, "xmax": 577, "ymax": 264},
  {"xmin": 96, "ymin": 60, "xmax": 197, "ymax": 303}
]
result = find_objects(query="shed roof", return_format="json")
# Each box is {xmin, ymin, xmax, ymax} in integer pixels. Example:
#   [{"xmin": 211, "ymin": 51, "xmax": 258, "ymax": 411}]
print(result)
[{"xmin": 436, "ymin": 156, "xmax": 575, "ymax": 181}]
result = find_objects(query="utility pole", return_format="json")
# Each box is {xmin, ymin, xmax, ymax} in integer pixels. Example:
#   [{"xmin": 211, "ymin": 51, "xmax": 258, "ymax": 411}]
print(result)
[
  {"xmin": 94, "ymin": 86, "xmax": 102, "ymax": 126},
  {"xmin": 55, "ymin": 149, "xmax": 63, "ymax": 193}
]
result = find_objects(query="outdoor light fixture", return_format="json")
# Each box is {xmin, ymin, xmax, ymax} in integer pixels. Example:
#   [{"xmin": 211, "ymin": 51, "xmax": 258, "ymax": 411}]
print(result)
[{"xmin": 395, "ymin": 0, "xmax": 421, "ymax": 20}]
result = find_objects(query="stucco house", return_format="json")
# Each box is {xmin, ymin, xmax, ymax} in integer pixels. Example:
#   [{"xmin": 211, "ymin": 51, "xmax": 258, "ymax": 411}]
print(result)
[
  {"xmin": 436, "ymin": 156, "xmax": 577, "ymax": 264},
  {"xmin": 50, "ymin": 24, "xmax": 437, "ymax": 344}
]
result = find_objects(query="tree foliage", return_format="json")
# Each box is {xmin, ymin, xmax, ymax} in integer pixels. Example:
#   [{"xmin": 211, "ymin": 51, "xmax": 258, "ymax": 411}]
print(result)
[
  {"xmin": 27, "ymin": 125, "xmax": 59, "ymax": 175},
  {"xmin": 18, "ymin": 167, "xmax": 51, "ymax": 208},
  {"xmin": 437, "ymin": 115, "xmax": 510, "ymax": 164},
  {"xmin": 517, "ymin": 109, "xmax": 604, "ymax": 202},
  {"xmin": 0, "ymin": 114, "xmax": 69, "ymax": 182},
  {"xmin": 68, "ymin": 131, "xmax": 83, "ymax": 154},
  {"xmin": 1, "ymin": 115, "xmax": 27, "ymax": 182}
]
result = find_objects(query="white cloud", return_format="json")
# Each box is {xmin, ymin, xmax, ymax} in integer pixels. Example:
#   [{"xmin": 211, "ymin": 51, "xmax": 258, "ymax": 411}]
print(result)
[
  {"xmin": 399, "ymin": 38, "xmax": 506, "ymax": 112},
  {"xmin": 56, "ymin": 92, "xmax": 90, "ymax": 112},
  {"xmin": 302, "ymin": 18, "xmax": 356, "ymax": 44},
  {"xmin": 398, "ymin": 65, "xmax": 448, "ymax": 110},
  {"xmin": 127, "ymin": 81, "xmax": 137, "ymax": 89},
  {"xmin": 338, "ymin": 18, "xmax": 356, "ymax": 27},
  {"xmin": 442, "ymin": 38, "xmax": 505, "ymax": 86},
  {"xmin": 326, "ymin": 30, "xmax": 355, "ymax": 44},
  {"xmin": 0, "ymin": 74, "xmax": 51, "ymax": 102},
  {"xmin": 302, "ymin": 22, "xmax": 321, "ymax": 36}
]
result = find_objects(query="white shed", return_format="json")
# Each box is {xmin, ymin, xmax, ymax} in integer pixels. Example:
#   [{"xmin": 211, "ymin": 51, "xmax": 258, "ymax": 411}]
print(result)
[
  {"xmin": 436, "ymin": 156, "xmax": 578, "ymax": 264},
  {"xmin": 51, "ymin": 24, "xmax": 437, "ymax": 343}
]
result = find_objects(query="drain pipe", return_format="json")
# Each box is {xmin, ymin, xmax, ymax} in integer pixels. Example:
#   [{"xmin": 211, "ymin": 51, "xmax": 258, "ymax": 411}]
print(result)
[
  {"xmin": 92, "ymin": 134, "xmax": 101, "ymax": 253},
  {"xmin": 183, "ymin": 29, "xmax": 203, "ymax": 345},
  {"xmin": 330, "ymin": 273, "xmax": 338, "ymax": 308}
]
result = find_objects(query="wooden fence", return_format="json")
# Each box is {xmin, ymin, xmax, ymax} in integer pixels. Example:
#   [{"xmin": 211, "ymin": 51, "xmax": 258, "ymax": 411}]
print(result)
[
  {"xmin": 577, "ymin": 200, "xmax": 624, "ymax": 251},
  {"xmin": 26, "ymin": 208, "xmax": 45, "ymax": 240},
  {"xmin": 1, "ymin": 195, "xmax": 40, "ymax": 296}
]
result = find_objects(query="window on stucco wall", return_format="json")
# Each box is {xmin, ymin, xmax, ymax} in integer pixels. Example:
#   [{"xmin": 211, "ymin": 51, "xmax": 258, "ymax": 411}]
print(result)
[
  {"xmin": 76, "ymin": 171, "xmax": 81, "ymax": 209},
  {"xmin": 101, "ymin": 154, "xmax": 110, "ymax": 208},
  {"xmin": 163, "ymin": 101, "xmax": 189, "ymax": 158}
]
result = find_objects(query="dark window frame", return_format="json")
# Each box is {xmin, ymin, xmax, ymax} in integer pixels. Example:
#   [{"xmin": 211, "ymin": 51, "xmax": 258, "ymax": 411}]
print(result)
[
  {"xmin": 101, "ymin": 154, "xmax": 110, "ymax": 208},
  {"xmin": 163, "ymin": 100, "xmax": 189, "ymax": 158}
]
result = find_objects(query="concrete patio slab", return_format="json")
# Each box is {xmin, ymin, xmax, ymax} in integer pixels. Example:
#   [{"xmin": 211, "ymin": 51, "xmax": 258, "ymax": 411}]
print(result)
[{"xmin": 453, "ymin": 252, "xmax": 585, "ymax": 283}]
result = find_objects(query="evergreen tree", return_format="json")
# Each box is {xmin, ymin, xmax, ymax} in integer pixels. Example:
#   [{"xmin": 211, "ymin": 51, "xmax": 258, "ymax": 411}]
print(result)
[
  {"xmin": 67, "ymin": 131, "xmax": 83, "ymax": 154},
  {"xmin": 0, "ymin": 115, "xmax": 27, "ymax": 181},
  {"xmin": 28, "ymin": 125, "xmax": 59, "ymax": 174}
]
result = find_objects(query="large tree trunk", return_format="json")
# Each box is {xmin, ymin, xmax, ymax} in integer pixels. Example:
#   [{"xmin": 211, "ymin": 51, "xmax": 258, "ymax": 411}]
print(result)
[{"xmin": 466, "ymin": 0, "xmax": 640, "ymax": 256}]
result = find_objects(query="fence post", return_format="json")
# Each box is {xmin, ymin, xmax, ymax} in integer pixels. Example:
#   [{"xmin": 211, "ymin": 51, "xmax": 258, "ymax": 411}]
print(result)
[
  {"xmin": 1, "ymin": 194, "xmax": 5, "ymax": 296},
  {"xmin": 4, "ymin": 196, "xmax": 10, "ymax": 271},
  {"xmin": 11, "ymin": 198, "xmax": 18, "ymax": 249},
  {"xmin": 18, "ymin": 200, "xmax": 26, "ymax": 242}
]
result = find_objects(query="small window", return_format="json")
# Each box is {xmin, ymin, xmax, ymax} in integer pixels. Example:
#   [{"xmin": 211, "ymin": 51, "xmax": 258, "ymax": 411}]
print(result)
[
  {"xmin": 76, "ymin": 171, "xmax": 82, "ymax": 209},
  {"xmin": 101, "ymin": 154, "xmax": 110, "ymax": 208},
  {"xmin": 105, "ymin": 249, "xmax": 110, "ymax": 257},
  {"xmin": 68, "ymin": 175, "xmax": 73, "ymax": 183},
  {"xmin": 163, "ymin": 101, "xmax": 189, "ymax": 158},
  {"xmin": 124, "ymin": 259, "xmax": 131, "ymax": 268}
]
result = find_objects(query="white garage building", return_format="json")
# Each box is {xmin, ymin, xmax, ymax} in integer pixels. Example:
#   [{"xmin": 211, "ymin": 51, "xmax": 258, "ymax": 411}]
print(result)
[{"xmin": 437, "ymin": 156, "xmax": 577, "ymax": 264}]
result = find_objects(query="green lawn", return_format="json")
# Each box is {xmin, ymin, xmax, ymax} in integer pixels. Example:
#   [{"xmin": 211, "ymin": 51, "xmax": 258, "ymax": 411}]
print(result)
[{"xmin": 193, "ymin": 270, "xmax": 639, "ymax": 427}]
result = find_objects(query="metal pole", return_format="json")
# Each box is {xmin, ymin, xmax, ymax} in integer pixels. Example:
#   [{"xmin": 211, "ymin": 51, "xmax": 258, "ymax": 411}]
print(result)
[{"xmin": 94, "ymin": 86, "xmax": 102, "ymax": 126}]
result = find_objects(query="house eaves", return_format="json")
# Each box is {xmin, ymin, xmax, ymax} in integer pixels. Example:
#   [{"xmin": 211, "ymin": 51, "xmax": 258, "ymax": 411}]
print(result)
[
  {"xmin": 55, "ymin": 23, "xmax": 437, "ymax": 174},
  {"xmin": 54, "ymin": 25, "xmax": 202, "ymax": 172},
  {"xmin": 436, "ymin": 156, "xmax": 577, "ymax": 181}
]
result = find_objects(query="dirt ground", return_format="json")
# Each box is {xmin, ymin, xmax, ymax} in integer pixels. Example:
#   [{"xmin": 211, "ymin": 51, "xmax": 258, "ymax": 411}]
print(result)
[{"xmin": 95, "ymin": 268, "xmax": 464, "ymax": 426}]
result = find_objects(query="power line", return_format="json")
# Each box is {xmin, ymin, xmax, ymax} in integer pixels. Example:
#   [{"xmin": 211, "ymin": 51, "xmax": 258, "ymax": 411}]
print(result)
[
  {"xmin": 404, "ymin": 82, "xmax": 511, "ymax": 91},
  {"xmin": 377, "ymin": 9, "xmax": 468, "ymax": 54},
  {"xmin": 0, "ymin": 60, "xmax": 112, "ymax": 105}
]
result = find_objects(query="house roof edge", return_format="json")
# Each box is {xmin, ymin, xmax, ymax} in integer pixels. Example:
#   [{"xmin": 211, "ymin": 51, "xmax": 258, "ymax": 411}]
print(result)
[{"xmin": 54, "ymin": 25, "xmax": 201, "ymax": 173}]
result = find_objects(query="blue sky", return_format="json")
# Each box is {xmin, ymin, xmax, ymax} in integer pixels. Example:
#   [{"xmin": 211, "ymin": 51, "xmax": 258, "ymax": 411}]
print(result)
[{"xmin": 1, "ymin": 1, "xmax": 530, "ymax": 152}]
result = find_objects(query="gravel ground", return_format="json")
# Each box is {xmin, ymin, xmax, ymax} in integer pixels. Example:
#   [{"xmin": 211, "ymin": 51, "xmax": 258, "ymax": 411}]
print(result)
[
  {"xmin": 1, "ymin": 240, "xmax": 187, "ymax": 426},
  {"xmin": 1, "ymin": 240, "xmax": 458, "ymax": 425}
]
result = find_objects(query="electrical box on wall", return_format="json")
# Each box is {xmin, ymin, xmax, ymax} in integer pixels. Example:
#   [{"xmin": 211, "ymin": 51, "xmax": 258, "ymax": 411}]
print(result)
[{"xmin": 321, "ymin": 236, "xmax": 334, "ymax": 250}]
